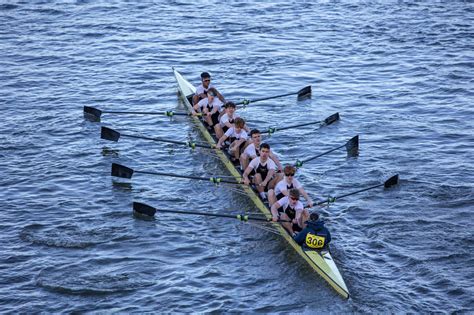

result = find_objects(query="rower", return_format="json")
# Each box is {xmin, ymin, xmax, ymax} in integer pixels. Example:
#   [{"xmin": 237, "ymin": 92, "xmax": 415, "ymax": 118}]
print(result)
[
  {"xmin": 271, "ymin": 188, "xmax": 310, "ymax": 236},
  {"xmin": 198, "ymin": 88, "xmax": 223, "ymax": 129},
  {"xmin": 268, "ymin": 164, "xmax": 313, "ymax": 208},
  {"xmin": 239, "ymin": 129, "xmax": 282, "ymax": 172},
  {"xmin": 293, "ymin": 212, "xmax": 331, "ymax": 250},
  {"xmin": 192, "ymin": 72, "xmax": 225, "ymax": 114},
  {"xmin": 214, "ymin": 101, "xmax": 248, "ymax": 139},
  {"xmin": 242, "ymin": 143, "xmax": 280, "ymax": 201},
  {"xmin": 216, "ymin": 117, "xmax": 248, "ymax": 161}
]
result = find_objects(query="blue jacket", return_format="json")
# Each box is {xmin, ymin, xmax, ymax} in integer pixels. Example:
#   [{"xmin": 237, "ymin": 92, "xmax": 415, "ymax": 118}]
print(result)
[{"xmin": 293, "ymin": 219, "xmax": 331, "ymax": 247}]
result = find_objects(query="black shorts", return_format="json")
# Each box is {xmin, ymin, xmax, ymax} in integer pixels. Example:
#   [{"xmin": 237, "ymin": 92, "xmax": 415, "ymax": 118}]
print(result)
[{"xmin": 210, "ymin": 111, "xmax": 220, "ymax": 126}]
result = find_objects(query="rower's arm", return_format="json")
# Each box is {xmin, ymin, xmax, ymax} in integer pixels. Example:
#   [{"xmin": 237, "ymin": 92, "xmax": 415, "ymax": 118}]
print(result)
[
  {"xmin": 270, "ymin": 152, "xmax": 283, "ymax": 172},
  {"xmin": 216, "ymin": 134, "xmax": 228, "ymax": 148},
  {"xmin": 270, "ymin": 202, "xmax": 281, "ymax": 221},
  {"xmin": 242, "ymin": 165, "xmax": 253, "ymax": 184},
  {"xmin": 216, "ymin": 90, "xmax": 226, "ymax": 103},
  {"xmin": 300, "ymin": 188, "xmax": 313, "ymax": 206}
]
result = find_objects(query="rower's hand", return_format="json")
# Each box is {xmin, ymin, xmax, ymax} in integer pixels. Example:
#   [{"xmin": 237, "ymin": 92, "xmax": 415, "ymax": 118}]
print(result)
[
  {"xmin": 272, "ymin": 216, "xmax": 278, "ymax": 222},
  {"xmin": 260, "ymin": 181, "xmax": 268, "ymax": 187},
  {"xmin": 243, "ymin": 178, "xmax": 250, "ymax": 185},
  {"xmin": 215, "ymin": 144, "xmax": 222, "ymax": 149},
  {"xmin": 292, "ymin": 218, "xmax": 297, "ymax": 224},
  {"xmin": 307, "ymin": 201, "xmax": 314, "ymax": 208}
]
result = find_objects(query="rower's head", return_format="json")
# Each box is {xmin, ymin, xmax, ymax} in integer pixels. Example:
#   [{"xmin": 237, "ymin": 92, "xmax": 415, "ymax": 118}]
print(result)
[
  {"xmin": 250, "ymin": 129, "xmax": 261, "ymax": 145},
  {"xmin": 284, "ymin": 165, "xmax": 296, "ymax": 181},
  {"xmin": 309, "ymin": 212, "xmax": 319, "ymax": 221},
  {"xmin": 207, "ymin": 88, "xmax": 217, "ymax": 102},
  {"xmin": 201, "ymin": 72, "xmax": 211, "ymax": 88},
  {"xmin": 260, "ymin": 142, "xmax": 270, "ymax": 159},
  {"xmin": 234, "ymin": 117, "xmax": 245, "ymax": 132},
  {"xmin": 288, "ymin": 188, "xmax": 300, "ymax": 205},
  {"xmin": 225, "ymin": 101, "xmax": 236, "ymax": 114}
]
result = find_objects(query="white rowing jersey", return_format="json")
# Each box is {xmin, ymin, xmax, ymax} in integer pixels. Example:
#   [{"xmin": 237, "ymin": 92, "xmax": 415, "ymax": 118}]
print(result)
[
  {"xmin": 195, "ymin": 83, "xmax": 215, "ymax": 96},
  {"xmin": 224, "ymin": 127, "xmax": 248, "ymax": 140},
  {"xmin": 219, "ymin": 113, "xmax": 239, "ymax": 127},
  {"xmin": 243, "ymin": 142, "xmax": 259, "ymax": 159},
  {"xmin": 277, "ymin": 195, "xmax": 304, "ymax": 220},
  {"xmin": 274, "ymin": 177, "xmax": 303, "ymax": 197},
  {"xmin": 197, "ymin": 97, "xmax": 223, "ymax": 111},
  {"xmin": 248, "ymin": 156, "xmax": 276, "ymax": 171}
]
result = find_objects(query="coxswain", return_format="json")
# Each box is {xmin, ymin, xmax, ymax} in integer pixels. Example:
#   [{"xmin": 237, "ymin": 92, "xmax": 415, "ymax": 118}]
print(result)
[
  {"xmin": 242, "ymin": 143, "xmax": 279, "ymax": 201},
  {"xmin": 198, "ymin": 88, "xmax": 223, "ymax": 128},
  {"xmin": 271, "ymin": 188, "xmax": 310, "ymax": 236},
  {"xmin": 216, "ymin": 117, "xmax": 248, "ymax": 161},
  {"xmin": 293, "ymin": 212, "xmax": 331, "ymax": 250},
  {"xmin": 192, "ymin": 72, "xmax": 225, "ymax": 114},
  {"xmin": 239, "ymin": 129, "xmax": 282, "ymax": 172},
  {"xmin": 268, "ymin": 164, "xmax": 313, "ymax": 208}
]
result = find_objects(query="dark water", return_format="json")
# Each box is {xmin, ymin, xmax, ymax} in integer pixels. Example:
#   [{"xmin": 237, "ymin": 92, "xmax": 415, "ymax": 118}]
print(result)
[{"xmin": 1, "ymin": 1, "xmax": 473, "ymax": 313}]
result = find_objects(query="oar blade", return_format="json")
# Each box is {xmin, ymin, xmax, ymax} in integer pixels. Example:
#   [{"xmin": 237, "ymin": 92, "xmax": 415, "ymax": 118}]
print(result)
[
  {"xmin": 133, "ymin": 202, "xmax": 156, "ymax": 217},
  {"xmin": 345, "ymin": 135, "xmax": 359, "ymax": 157},
  {"xmin": 384, "ymin": 174, "xmax": 399, "ymax": 188},
  {"xmin": 101, "ymin": 126, "xmax": 121, "ymax": 142},
  {"xmin": 84, "ymin": 106, "xmax": 102, "ymax": 118},
  {"xmin": 111, "ymin": 163, "xmax": 134, "ymax": 179},
  {"xmin": 297, "ymin": 85, "xmax": 312, "ymax": 98},
  {"xmin": 324, "ymin": 112, "xmax": 340, "ymax": 126}
]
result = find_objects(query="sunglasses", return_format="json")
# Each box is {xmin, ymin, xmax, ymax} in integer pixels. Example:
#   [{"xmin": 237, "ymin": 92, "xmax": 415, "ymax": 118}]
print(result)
[
  {"xmin": 290, "ymin": 196, "xmax": 299, "ymax": 201},
  {"xmin": 285, "ymin": 172, "xmax": 295, "ymax": 177},
  {"xmin": 203, "ymin": 79, "xmax": 211, "ymax": 82}
]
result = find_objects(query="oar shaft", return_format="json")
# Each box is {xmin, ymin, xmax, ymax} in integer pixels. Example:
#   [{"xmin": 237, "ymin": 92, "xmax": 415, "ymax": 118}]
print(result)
[
  {"xmin": 243, "ymin": 91, "xmax": 297, "ymax": 104},
  {"xmin": 135, "ymin": 170, "xmax": 240, "ymax": 185},
  {"xmin": 302, "ymin": 143, "xmax": 345, "ymax": 164},
  {"xmin": 122, "ymin": 133, "xmax": 186, "ymax": 146},
  {"xmin": 134, "ymin": 170, "xmax": 240, "ymax": 185},
  {"xmin": 334, "ymin": 183, "xmax": 384, "ymax": 200},
  {"xmin": 156, "ymin": 208, "xmax": 247, "ymax": 219},
  {"xmin": 135, "ymin": 170, "xmax": 207, "ymax": 181},
  {"xmin": 262, "ymin": 120, "xmax": 322, "ymax": 134},
  {"xmin": 121, "ymin": 133, "xmax": 211, "ymax": 148},
  {"xmin": 101, "ymin": 110, "xmax": 188, "ymax": 116},
  {"xmin": 154, "ymin": 208, "xmax": 284, "ymax": 222}
]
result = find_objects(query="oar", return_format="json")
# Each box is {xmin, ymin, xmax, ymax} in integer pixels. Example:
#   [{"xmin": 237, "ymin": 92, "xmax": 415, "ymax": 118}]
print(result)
[
  {"xmin": 262, "ymin": 112, "xmax": 339, "ymax": 135},
  {"xmin": 100, "ymin": 126, "xmax": 213, "ymax": 149},
  {"xmin": 295, "ymin": 135, "xmax": 359, "ymax": 168},
  {"xmin": 236, "ymin": 86, "xmax": 311, "ymax": 106},
  {"xmin": 133, "ymin": 202, "xmax": 290, "ymax": 222},
  {"xmin": 84, "ymin": 106, "xmax": 195, "ymax": 119},
  {"xmin": 111, "ymin": 163, "xmax": 241, "ymax": 185},
  {"xmin": 316, "ymin": 174, "xmax": 399, "ymax": 205}
]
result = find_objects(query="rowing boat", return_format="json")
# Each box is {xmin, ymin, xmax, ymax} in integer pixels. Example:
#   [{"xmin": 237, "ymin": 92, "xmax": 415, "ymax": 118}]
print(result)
[{"xmin": 172, "ymin": 67, "xmax": 350, "ymax": 299}]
